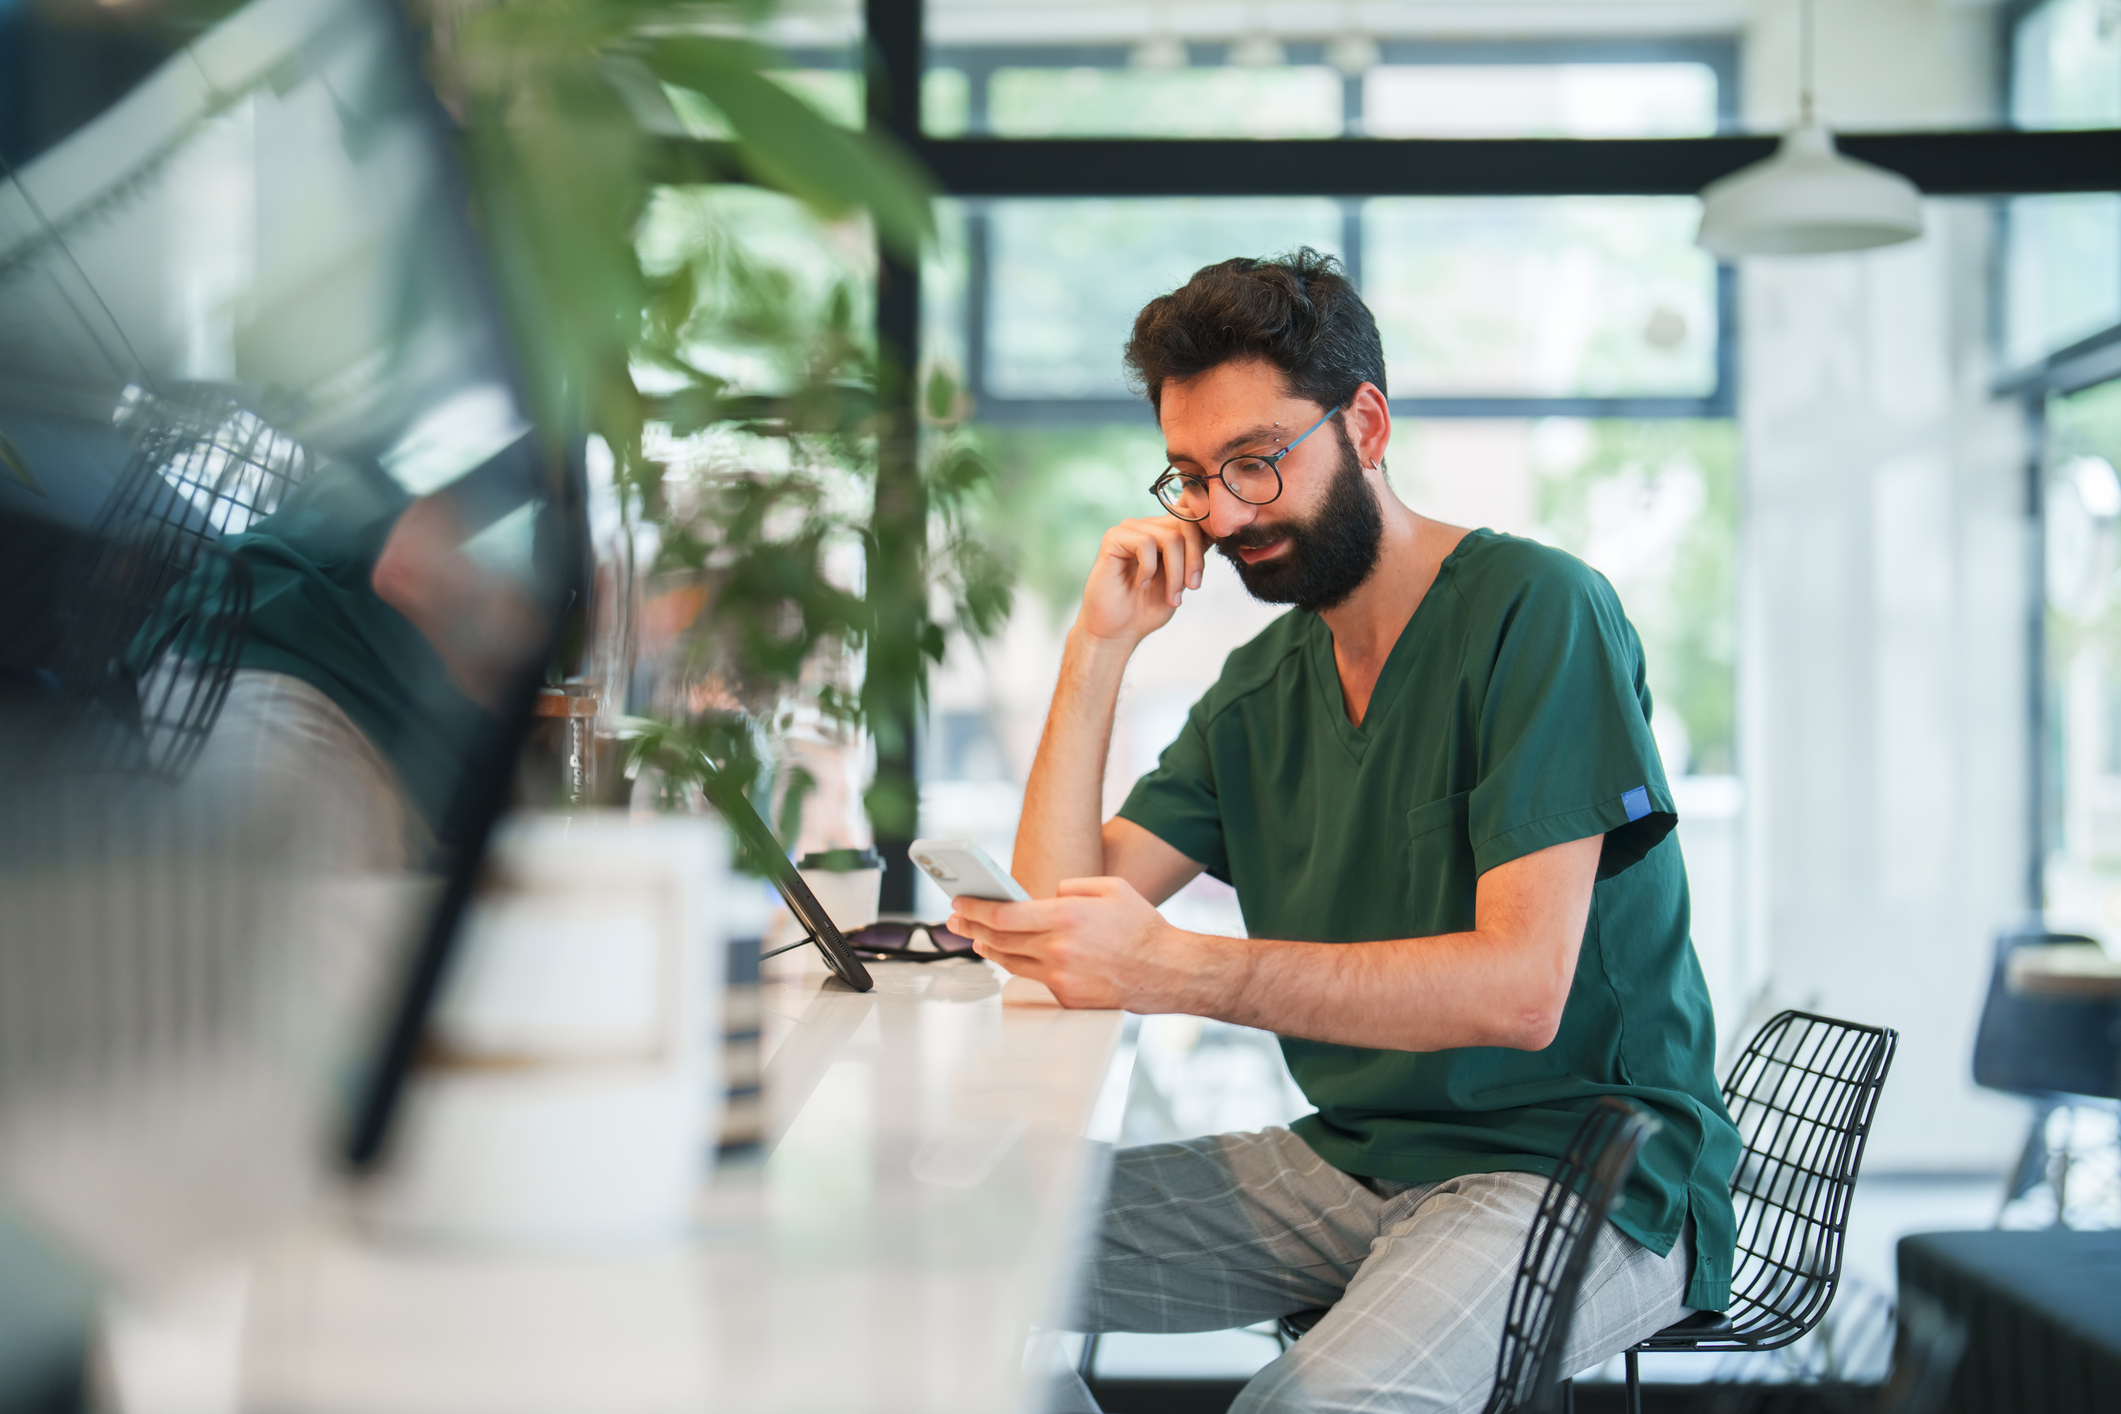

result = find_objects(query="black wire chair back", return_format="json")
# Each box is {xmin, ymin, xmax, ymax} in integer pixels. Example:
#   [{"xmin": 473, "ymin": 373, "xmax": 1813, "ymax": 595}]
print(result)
[
  {"xmin": 55, "ymin": 386, "xmax": 312, "ymax": 778},
  {"xmin": 1643, "ymin": 1009, "xmax": 1898, "ymax": 1355},
  {"xmin": 1485, "ymin": 1097, "xmax": 1658, "ymax": 1414}
]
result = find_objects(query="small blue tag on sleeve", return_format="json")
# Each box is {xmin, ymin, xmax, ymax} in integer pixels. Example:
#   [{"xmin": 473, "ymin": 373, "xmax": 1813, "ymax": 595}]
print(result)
[{"xmin": 1621, "ymin": 786, "xmax": 1652, "ymax": 822}]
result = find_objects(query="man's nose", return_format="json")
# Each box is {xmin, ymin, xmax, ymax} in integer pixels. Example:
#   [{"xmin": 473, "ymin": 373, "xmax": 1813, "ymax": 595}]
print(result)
[{"xmin": 1202, "ymin": 478, "xmax": 1259, "ymax": 540}]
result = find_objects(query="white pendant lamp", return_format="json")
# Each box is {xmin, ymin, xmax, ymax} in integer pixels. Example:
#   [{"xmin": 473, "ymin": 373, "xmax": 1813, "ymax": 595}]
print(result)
[{"xmin": 1696, "ymin": 0, "xmax": 1923, "ymax": 257}]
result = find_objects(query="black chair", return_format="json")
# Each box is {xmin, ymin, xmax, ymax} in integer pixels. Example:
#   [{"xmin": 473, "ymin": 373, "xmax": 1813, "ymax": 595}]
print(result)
[
  {"xmin": 1278, "ymin": 1096, "xmax": 1658, "ymax": 1414},
  {"xmin": 1487, "ymin": 1097, "xmax": 1660, "ymax": 1414},
  {"xmin": 1970, "ymin": 931, "xmax": 2121, "ymax": 1225},
  {"xmin": 1621, "ymin": 1009, "xmax": 1899, "ymax": 1414}
]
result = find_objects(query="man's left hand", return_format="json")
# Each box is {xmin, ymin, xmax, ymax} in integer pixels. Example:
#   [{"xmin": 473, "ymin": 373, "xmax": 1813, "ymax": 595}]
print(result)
[{"xmin": 949, "ymin": 877, "xmax": 1217, "ymax": 1012}]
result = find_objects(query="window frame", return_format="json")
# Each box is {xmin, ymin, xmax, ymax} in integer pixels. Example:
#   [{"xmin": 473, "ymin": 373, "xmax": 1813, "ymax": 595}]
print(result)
[{"xmin": 813, "ymin": 35, "xmax": 1746, "ymax": 423}]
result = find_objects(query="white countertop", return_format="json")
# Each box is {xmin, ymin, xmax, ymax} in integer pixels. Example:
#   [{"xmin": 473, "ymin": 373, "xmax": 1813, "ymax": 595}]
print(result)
[{"xmin": 241, "ymin": 956, "xmax": 1131, "ymax": 1414}]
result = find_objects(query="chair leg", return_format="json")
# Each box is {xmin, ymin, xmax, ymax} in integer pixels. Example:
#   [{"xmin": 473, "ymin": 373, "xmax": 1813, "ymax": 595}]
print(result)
[
  {"xmin": 1997, "ymin": 1102, "xmax": 2055, "ymax": 1226},
  {"xmin": 2053, "ymin": 1105, "xmax": 2075, "ymax": 1229},
  {"xmin": 1624, "ymin": 1348, "xmax": 1641, "ymax": 1414}
]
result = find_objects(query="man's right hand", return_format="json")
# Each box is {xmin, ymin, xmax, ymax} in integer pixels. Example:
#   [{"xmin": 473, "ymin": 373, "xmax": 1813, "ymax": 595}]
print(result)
[{"xmin": 1077, "ymin": 515, "xmax": 1207, "ymax": 645}]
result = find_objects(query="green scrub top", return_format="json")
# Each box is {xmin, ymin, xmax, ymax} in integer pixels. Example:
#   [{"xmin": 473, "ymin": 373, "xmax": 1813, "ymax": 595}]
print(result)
[
  {"xmin": 1117, "ymin": 528, "xmax": 1740, "ymax": 1313},
  {"xmin": 132, "ymin": 464, "xmax": 492, "ymax": 835}
]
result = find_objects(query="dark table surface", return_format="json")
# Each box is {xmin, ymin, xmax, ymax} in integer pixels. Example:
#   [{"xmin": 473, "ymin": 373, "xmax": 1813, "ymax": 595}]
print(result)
[{"xmin": 1897, "ymin": 1229, "xmax": 2121, "ymax": 1414}]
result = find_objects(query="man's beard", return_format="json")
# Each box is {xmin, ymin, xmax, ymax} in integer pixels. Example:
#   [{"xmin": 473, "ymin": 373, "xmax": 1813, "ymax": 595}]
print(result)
[{"xmin": 1215, "ymin": 433, "xmax": 1384, "ymax": 613}]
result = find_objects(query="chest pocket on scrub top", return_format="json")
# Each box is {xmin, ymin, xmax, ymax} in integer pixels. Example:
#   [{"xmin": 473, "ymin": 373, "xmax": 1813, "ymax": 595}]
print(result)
[{"xmin": 1404, "ymin": 790, "xmax": 1476, "ymax": 937}]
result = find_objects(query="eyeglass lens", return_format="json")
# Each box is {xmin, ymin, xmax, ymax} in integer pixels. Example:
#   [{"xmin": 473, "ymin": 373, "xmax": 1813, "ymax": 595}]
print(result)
[{"xmin": 1158, "ymin": 461, "xmax": 1281, "ymax": 518}]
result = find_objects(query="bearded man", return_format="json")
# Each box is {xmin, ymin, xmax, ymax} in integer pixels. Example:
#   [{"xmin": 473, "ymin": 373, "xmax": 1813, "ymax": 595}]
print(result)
[{"xmin": 948, "ymin": 250, "xmax": 1741, "ymax": 1414}]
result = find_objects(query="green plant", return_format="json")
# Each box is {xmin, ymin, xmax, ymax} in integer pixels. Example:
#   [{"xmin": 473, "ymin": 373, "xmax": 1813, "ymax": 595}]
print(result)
[{"xmin": 432, "ymin": 0, "xmax": 1009, "ymax": 840}]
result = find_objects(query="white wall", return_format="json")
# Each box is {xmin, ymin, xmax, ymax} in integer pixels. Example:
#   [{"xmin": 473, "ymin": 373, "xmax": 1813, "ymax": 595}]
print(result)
[{"xmin": 1739, "ymin": 200, "xmax": 2034, "ymax": 1171}]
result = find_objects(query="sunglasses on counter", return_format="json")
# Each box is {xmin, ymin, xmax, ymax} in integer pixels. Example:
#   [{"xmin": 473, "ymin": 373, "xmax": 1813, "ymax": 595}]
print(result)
[{"xmin": 842, "ymin": 919, "xmax": 981, "ymax": 961}]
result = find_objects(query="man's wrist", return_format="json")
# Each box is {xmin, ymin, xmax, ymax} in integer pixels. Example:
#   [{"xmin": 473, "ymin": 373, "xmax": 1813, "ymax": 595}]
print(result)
[
  {"xmin": 1158, "ymin": 926, "xmax": 1258, "ymax": 1019},
  {"xmin": 1063, "ymin": 624, "xmax": 1139, "ymax": 679}
]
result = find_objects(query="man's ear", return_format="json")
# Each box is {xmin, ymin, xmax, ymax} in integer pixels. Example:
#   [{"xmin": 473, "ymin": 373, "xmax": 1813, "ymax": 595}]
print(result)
[{"xmin": 1346, "ymin": 381, "xmax": 1392, "ymax": 469}]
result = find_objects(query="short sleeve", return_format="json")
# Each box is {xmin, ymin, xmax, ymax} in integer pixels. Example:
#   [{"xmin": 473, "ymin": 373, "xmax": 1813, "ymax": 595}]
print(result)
[
  {"xmin": 1116, "ymin": 701, "xmax": 1231, "ymax": 882},
  {"xmin": 1468, "ymin": 561, "xmax": 1675, "ymax": 880}
]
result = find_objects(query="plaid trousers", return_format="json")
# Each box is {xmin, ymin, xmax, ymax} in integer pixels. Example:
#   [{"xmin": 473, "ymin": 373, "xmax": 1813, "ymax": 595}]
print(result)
[{"xmin": 1054, "ymin": 1126, "xmax": 1691, "ymax": 1414}]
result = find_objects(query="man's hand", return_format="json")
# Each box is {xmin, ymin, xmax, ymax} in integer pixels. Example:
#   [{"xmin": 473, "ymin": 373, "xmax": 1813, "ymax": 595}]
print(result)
[
  {"xmin": 949, "ymin": 877, "xmax": 1226, "ymax": 1012},
  {"xmin": 960, "ymin": 835, "xmax": 1604, "ymax": 1050},
  {"xmin": 1077, "ymin": 516, "xmax": 1207, "ymax": 645}
]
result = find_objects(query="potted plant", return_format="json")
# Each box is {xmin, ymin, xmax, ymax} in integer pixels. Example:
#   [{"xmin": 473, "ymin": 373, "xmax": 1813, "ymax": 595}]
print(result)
[{"xmin": 429, "ymin": 0, "xmax": 1009, "ymax": 859}]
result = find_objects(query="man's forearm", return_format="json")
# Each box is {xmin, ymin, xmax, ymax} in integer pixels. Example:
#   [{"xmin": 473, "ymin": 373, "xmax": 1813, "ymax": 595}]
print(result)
[
  {"xmin": 1180, "ymin": 928, "xmax": 1575, "ymax": 1053},
  {"xmin": 1013, "ymin": 628, "xmax": 1135, "ymax": 896}
]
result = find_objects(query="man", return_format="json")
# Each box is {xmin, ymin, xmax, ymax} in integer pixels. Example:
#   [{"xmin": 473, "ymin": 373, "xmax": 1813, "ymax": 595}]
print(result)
[{"xmin": 949, "ymin": 250, "xmax": 1740, "ymax": 1413}]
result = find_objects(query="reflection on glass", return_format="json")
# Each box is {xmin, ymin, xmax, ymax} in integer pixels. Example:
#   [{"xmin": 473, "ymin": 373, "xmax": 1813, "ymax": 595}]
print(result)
[
  {"xmin": 1364, "ymin": 64, "xmax": 1717, "ymax": 138},
  {"xmin": 2005, "ymin": 195, "xmax": 2121, "ymax": 369},
  {"xmin": 988, "ymin": 66, "xmax": 1344, "ymax": 137},
  {"xmin": 984, "ymin": 200, "xmax": 1344, "ymax": 398},
  {"xmin": 0, "ymin": 0, "xmax": 559, "ymax": 1285},
  {"xmin": 1364, "ymin": 198, "xmax": 1717, "ymax": 399}
]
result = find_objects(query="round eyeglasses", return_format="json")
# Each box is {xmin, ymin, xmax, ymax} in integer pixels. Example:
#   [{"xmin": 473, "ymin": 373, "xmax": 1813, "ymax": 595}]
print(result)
[{"xmin": 1150, "ymin": 405, "xmax": 1343, "ymax": 522}]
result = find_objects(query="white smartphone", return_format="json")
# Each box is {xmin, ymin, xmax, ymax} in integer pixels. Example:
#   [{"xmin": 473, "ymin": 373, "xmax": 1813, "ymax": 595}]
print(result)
[{"xmin": 909, "ymin": 838, "xmax": 1031, "ymax": 903}]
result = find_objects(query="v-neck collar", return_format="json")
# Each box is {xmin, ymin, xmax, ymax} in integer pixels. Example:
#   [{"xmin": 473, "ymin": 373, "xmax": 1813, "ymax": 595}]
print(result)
[{"xmin": 1308, "ymin": 530, "xmax": 1482, "ymax": 762}]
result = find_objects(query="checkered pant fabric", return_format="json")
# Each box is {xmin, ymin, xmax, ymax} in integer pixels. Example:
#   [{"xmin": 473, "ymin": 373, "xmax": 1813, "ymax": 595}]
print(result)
[
  {"xmin": 154, "ymin": 664, "xmax": 425, "ymax": 871},
  {"xmin": 1055, "ymin": 1126, "xmax": 1691, "ymax": 1414}
]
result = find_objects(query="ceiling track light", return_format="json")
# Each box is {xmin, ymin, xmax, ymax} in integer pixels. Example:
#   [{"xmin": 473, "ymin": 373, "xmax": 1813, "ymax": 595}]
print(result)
[{"xmin": 1695, "ymin": 0, "xmax": 1923, "ymax": 258}]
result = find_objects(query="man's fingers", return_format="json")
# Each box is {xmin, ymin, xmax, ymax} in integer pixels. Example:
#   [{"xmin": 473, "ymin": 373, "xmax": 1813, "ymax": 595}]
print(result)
[
  {"xmin": 1181, "ymin": 521, "xmax": 1205, "ymax": 591},
  {"xmin": 954, "ymin": 895, "xmax": 1066, "ymax": 932},
  {"xmin": 1158, "ymin": 524, "xmax": 1191, "ymax": 606},
  {"xmin": 1130, "ymin": 534, "xmax": 1161, "ymax": 592}
]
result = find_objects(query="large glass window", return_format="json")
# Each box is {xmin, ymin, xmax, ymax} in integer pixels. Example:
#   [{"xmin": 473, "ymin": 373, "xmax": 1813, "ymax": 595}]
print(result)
[
  {"xmin": 1363, "ymin": 63, "xmax": 1717, "ymax": 137},
  {"xmin": 982, "ymin": 199, "xmax": 1346, "ymax": 400},
  {"xmin": 2003, "ymin": 0, "xmax": 2121, "ymax": 370},
  {"xmin": 1365, "ymin": 198, "xmax": 1719, "ymax": 399},
  {"xmin": 938, "ymin": 197, "xmax": 1724, "ymax": 419},
  {"xmin": 2041, "ymin": 382, "xmax": 2121, "ymax": 926},
  {"xmin": 2012, "ymin": 0, "xmax": 2121, "ymax": 130},
  {"xmin": 988, "ymin": 65, "xmax": 1344, "ymax": 138},
  {"xmin": 920, "ymin": 38, "xmax": 1734, "ymax": 140}
]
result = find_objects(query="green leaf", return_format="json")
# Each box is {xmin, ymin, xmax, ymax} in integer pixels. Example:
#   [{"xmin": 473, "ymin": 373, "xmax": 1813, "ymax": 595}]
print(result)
[{"xmin": 645, "ymin": 38, "xmax": 935, "ymax": 259}]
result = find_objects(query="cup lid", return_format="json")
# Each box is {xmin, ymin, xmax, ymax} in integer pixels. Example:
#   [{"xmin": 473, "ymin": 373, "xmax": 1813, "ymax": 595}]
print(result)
[{"xmin": 798, "ymin": 847, "xmax": 883, "ymax": 872}]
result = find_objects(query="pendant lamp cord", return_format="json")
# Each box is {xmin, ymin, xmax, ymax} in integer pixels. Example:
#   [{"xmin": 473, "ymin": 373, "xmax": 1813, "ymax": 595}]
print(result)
[{"xmin": 1798, "ymin": 0, "xmax": 1816, "ymax": 126}]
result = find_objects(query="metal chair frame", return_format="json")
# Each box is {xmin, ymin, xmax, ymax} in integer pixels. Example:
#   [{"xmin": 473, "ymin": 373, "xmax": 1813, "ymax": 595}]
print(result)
[
  {"xmin": 1622, "ymin": 1009, "xmax": 1900, "ymax": 1414},
  {"xmin": 1486, "ymin": 1097, "xmax": 1659, "ymax": 1414},
  {"xmin": 1274, "ymin": 1097, "xmax": 1657, "ymax": 1414},
  {"xmin": 56, "ymin": 386, "xmax": 310, "ymax": 779}
]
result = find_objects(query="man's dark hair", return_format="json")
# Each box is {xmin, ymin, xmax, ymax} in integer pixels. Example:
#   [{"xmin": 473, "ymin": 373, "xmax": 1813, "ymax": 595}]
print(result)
[{"xmin": 1123, "ymin": 248, "xmax": 1386, "ymax": 414}]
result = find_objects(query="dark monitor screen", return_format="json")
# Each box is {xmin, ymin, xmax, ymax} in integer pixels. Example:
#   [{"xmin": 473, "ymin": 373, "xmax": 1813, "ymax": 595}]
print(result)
[{"xmin": 0, "ymin": 0, "xmax": 570, "ymax": 1280}]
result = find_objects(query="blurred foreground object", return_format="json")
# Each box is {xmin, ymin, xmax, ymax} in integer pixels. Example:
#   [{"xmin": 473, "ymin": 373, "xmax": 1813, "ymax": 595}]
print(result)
[
  {"xmin": 0, "ymin": 0, "xmax": 564, "ymax": 1354},
  {"xmin": 368, "ymin": 812, "xmax": 728, "ymax": 1251}
]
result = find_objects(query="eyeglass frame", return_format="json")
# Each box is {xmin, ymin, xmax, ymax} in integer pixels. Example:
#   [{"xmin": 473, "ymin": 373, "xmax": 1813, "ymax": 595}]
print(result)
[{"xmin": 1149, "ymin": 403, "xmax": 1345, "ymax": 522}]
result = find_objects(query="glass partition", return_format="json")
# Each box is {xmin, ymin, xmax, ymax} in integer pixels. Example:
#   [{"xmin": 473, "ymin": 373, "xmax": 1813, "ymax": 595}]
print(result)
[{"xmin": 0, "ymin": 0, "xmax": 565, "ymax": 1284}]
